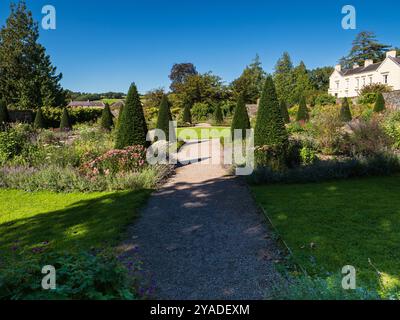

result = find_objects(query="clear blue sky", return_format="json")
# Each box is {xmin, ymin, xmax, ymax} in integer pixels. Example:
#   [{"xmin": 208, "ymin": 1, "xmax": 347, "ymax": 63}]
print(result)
[{"xmin": 0, "ymin": 0, "xmax": 399, "ymax": 93}]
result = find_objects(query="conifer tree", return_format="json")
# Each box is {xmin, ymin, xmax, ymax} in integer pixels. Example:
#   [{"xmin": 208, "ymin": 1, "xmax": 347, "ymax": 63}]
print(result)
[
  {"xmin": 339, "ymin": 98, "xmax": 352, "ymax": 122},
  {"xmin": 280, "ymin": 100, "xmax": 290, "ymax": 123},
  {"xmin": 60, "ymin": 108, "xmax": 72, "ymax": 131},
  {"xmin": 182, "ymin": 102, "xmax": 192, "ymax": 124},
  {"xmin": 115, "ymin": 83, "xmax": 148, "ymax": 148},
  {"xmin": 373, "ymin": 92, "xmax": 386, "ymax": 112},
  {"xmin": 34, "ymin": 107, "xmax": 45, "ymax": 129},
  {"xmin": 231, "ymin": 93, "xmax": 250, "ymax": 139},
  {"xmin": 156, "ymin": 95, "xmax": 175, "ymax": 141},
  {"xmin": 296, "ymin": 96, "xmax": 309, "ymax": 122},
  {"xmin": 100, "ymin": 103, "xmax": 114, "ymax": 130},
  {"xmin": 214, "ymin": 104, "xmax": 224, "ymax": 125}
]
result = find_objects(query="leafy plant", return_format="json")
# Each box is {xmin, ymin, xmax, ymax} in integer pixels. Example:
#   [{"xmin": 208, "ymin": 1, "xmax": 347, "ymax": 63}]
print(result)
[
  {"xmin": 60, "ymin": 108, "xmax": 72, "ymax": 131},
  {"xmin": 339, "ymin": 98, "xmax": 352, "ymax": 122},
  {"xmin": 34, "ymin": 108, "xmax": 46, "ymax": 129},
  {"xmin": 296, "ymin": 96, "xmax": 309, "ymax": 122},
  {"xmin": 100, "ymin": 103, "xmax": 114, "ymax": 131},
  {"xmin": 374, "ymin": 92, "xmax": 386, "ymax": 113}
]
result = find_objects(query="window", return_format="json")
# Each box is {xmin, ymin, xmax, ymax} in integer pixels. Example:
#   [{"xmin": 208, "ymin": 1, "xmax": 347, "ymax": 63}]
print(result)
[
  {"xmin": 369, "ymin": 76, "xmax": 373, "ymax": 84},
  {"xmin": 346, "ymin": 79, "xmax": 349, "ymax": 89},
  {"xmin": 356, "ymin": 78, "xmax": 360, "ymax": 88},
  {"xmin": 383, "ymin": 74, "xmax": 388, "ymax": 84},
  {"xmin": 336, "ymin": 81, "xmax": 339, "ymax": 89},
  {"xmin": 362, "ymin": 77, "xmax": 366, "ymax": 86}
]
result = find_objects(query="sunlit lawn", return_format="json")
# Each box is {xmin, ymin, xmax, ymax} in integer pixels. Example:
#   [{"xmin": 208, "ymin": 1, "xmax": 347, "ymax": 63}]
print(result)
[
  {"xmin": 251, "ymin": 175, "xmax": 400, "ymax": 290},
  {"xmin": 0, "ymin": 189, "xmax": 150, "ymax": 254},
  {"xmin": 177, "ymin": 126, "xmax": 230, "ymax": 140}
]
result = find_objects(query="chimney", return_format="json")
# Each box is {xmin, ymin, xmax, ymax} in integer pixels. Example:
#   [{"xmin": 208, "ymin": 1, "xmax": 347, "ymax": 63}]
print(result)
[
  {"xmin": 353, "ymin": 63, "xmax": 359, "ymax": 69},
  {"xmin": 364, "ymin": 59, "xmax": 374, "ymax": 67},
  {"xmin": 386, "ymin": 50, "xmax": 397, "ymax": 58},
  {"xmin": 335, "ymin": 64, "xmax": 341, "ymax": 72}
]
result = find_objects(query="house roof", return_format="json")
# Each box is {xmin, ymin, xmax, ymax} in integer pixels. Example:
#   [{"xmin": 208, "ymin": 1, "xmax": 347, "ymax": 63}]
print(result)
[
  {"xmin": 389, "ymin": 56, "xmax": 400, "ymax": 66},
  {"xmin": 67, "ymin": 101, "xmax": 105, "ymax": 108},
  {"xmin": 340, "ymin": 62, "xmax": 382, "ymax": 77}
]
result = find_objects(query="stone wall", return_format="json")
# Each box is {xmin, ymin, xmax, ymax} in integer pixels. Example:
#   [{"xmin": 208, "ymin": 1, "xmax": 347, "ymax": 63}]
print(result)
[
  {"xmin": 383, "ymin": 90, "xmax": 400, "ymax": 110},
  {"xmin": 8, "ymin": 110, "xmax": 34, "ymax": 123}
]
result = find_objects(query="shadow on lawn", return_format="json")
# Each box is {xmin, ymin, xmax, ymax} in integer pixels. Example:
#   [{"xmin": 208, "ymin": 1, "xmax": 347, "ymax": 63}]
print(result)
[{"xmin": 0, "ymin": 190, "xmax": 151, "ymax": 254}]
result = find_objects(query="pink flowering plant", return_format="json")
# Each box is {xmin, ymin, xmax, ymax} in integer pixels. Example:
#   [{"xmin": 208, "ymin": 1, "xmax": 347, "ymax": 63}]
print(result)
[{"xmin": 81, "ymin": 145, "xmax": 147, "ymax": 177}]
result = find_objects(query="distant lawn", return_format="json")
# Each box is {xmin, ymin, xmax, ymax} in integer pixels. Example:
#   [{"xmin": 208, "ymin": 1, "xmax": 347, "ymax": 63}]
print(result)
[
  {"xmin": 251, "ymin": 176, "xmax": 400, "ymax": 290},
  {"xmin": 0, "ymin": 189, "xmax": 150, "ymax": 254},
  {"xmin": 177, "ymin": 126, "xmax": 230, "ymax": 140}
]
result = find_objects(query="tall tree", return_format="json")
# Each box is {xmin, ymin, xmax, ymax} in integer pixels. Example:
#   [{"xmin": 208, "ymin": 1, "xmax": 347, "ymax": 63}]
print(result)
[
  {"xmin": 340, "ymin": 31, "xmax": 391, "ymax": 69},
  {"xmin": 169, "ymin": 63, "xmax": 198, "ymax": 92},
  {"xmin": 309, "ymin": 67, "xmax": 334, "ymax": 91},
  {"xmin": 0, "ymin": 1, "xmax": 65, "ymax": 109},
  {"xmin": 280, "ymin": 100, "xmax": 290, "ymax": 124},
  {"xmin": 273, "ymin": 52, "xmax": 295, "ymax": 105},
  {"xmin": 292, "ymin": 61, "xmax": 313, "ymax": 103},
  {"xmin": 231, "ymin": 55, "xmax": 266, "ymax": 104},
  {"xmin": 156, "ymin": 95, "xmax": 175, "ymax": 141},
  {"xmin": 231, "ymin": 93, "xmax": 250, "ymax": 139},
  {"xmin": 115, "ymin": 83, "xmax": 148, "ymax": 148}
]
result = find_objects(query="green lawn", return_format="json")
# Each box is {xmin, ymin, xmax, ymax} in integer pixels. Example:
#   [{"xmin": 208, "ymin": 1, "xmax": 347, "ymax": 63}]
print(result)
[
  {"xmin": 251, "ymin": 176, "xmax": 400, "ymax": 290},
  {"xmin": 0, "ymin": 189, "xmax": 150, "ymax": 253},
  {"xmin": 177, "ymin": 126, "xmax": 230, "ymax": 140}
]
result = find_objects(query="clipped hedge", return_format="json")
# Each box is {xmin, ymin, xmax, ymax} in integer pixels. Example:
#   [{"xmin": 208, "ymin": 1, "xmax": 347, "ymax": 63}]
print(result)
[{"xmin": 41, "ymin": 107, "xmax": 103, "ymax": 128}]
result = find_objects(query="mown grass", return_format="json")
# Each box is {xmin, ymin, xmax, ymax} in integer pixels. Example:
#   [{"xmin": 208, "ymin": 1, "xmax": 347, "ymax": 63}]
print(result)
[
  {"xmin": 177, "ymin": 127, "xmax": 230, "ymax": 140},
  {"xmin": 0, "ymin": 189, "xmax": 151, "ymax": 254},
  {"xmin": 251, "ymin": 175, "xmax": 400, "ymax": 290}
]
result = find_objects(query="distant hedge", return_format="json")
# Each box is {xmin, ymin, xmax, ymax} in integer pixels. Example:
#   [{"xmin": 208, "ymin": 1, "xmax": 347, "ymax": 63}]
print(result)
[{"xmin": 41, "ymin": 107, "xmax": 103, "ymax": 127}]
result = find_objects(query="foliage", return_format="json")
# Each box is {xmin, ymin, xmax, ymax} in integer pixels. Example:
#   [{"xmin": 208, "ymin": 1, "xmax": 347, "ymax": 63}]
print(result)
[
  {"xmin": 339, "ymin": 98, "xmax": 352, "ymax": 122},
  {"xmin": 33, "ymin": 108, "xmax": 45, "ymax": 129},
  {"xmin": 308, "ymin": 66, "xmax": 334, "ymax": 92},
  {"xmin": 191, "ymin": 102, "xmax": 213, "ymax": 122},
  {"xmin": 60, "ymin": 108, "xmax": 72, "ymax": 131},
  {"xmin": 273, "ymin": 52, "xmax": 295, "ymax": 105},
  {"xmin": 296, "ymin": 96, "xmax": 309, "ymax": 122},
  {"xmin": 314, "ymin": 93, "xmax": 336, "ymax": 106},
  {"xmin": 230, "ymin": 93, "xmax": 250, "ymax": 139},
  {"xmin": 340, "ymin": 31, "xmax": 391, "ymax": 69},
  {"xmin": 0, "ymin": 1, "xmax": 65, "ymax": 109},
  {"xmin": 374, "ymin": 92, "xmax": 386, "ymax": 113},
  {"xmin": 382, "ymin": 110, "xmax": 400, "ymax": 148},
  {"xmin": 0, "ymin": 125, "xmax": 30, "ymax": 163},
  {"xmin": 182, "ymin": 102, "xmax": 192, "ymax": 124},
  {"xmin": 358, "ymin": 83, "xmax": 391, "ymax": 105},
  {"xmin": 254, "ymin": 76, "xmax": 289, "ymax": 168},
  {"xmin": 100, "ymin": 103, "xmax": 114, "ymax": 131},
  {"xmin": 230, "ymin": 55, "xmax": 266, "ymax": 104},
  {"xmin": 292, "ymin": 61, "xmax": 313, "ymax": 103},
  {"xmin": 156, "ymin": 95, "xmax": 174, "ymax": 141},
  {"xmin": 300, "ymin": 146, "xmax": 317, "ymax": 165},
  {"xmin": 42, "ymin": 107, "xmax": 102, "ymax": 127},
  {"xmin": 0, "ymin": 251, "xmax": 137, "ymax": 300},
  {"xmin": 169, "ymin": 63, "xmax": 198, "ymax": 92},
  {"xmin": 213, "ymin": 104, "xmax": 224, "ymax": 125},
  {"xmin": 280, "ymin": 100, "xmax": 290, "ymax": 123},
  {"xmin": 115, "ymin": 83, "xmax": 148, "ymax": 149},
  {"xmin": 0, "ymin": 99, "xmax": 9, "ymax": 129}
]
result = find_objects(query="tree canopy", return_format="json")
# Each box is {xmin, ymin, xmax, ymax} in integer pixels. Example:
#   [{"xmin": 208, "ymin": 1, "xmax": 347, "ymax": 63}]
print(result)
[
  {"xmin": 273, "ymin": 52, "xmax": 295, "ymax": 105},
  {"xmin": 0, "ymin": 1, "xmax": 65, "ymax": 109},
  {"xmin": 169, "ymin": 63, "xmax": 198, "ymax": 92}
]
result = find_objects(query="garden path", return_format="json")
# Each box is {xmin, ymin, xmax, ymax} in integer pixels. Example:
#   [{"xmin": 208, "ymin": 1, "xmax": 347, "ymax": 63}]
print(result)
[{"xmin": 123, "ymin": 139, "xmax": 283, "ymax": 299}]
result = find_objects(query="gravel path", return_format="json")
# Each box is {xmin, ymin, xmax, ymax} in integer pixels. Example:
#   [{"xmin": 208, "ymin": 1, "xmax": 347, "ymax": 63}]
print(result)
[{"xmin": 123, "ymin": 139, "xmax": 283, "ymax": 300}]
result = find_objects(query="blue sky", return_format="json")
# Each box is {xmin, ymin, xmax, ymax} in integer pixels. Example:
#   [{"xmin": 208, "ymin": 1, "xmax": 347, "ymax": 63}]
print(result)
[{"xmin": 0, "ymin": 0, "xmax": 399, "ymax": 93}]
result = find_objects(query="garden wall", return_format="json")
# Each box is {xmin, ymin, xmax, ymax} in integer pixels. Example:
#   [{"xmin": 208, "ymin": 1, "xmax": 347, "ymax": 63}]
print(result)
[
  {"xmin": 8, "ymin": 110, "xmax": 34, "ymax": 123},
  {"xmin": 383, "ymin": 90, "xmax": 400, "ymax": 110}
]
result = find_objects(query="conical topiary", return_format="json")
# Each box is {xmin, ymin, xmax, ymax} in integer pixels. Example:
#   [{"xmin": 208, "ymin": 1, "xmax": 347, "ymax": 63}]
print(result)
[
  {"xmin": 100, "ymin": 103, "xmax": 114, "ymax": 130},
  {"xmin": 373, "ymin": 92, "xmax": 386, "ymax": 112},
  {"xmin": 60, "ymin": 108, "xmax": 72, "ymax": 131},
  {"xmin": 280, "ymin": 100, "xmax": 290, "ymax": 123},
  {"xmin": 339, "ymin": 98, "xmax": 352, "ymax": 122},
  {"xmin": 214, "ymin": 104, "xmax": 224, "ymax": 125},
  {"xmin": 296, "ymin": 96, "xmax": 309, "ymax": 122},
  {"xmin": 0, "ymin": 100, "xmax": 9, "ymax": 130},
  {"xmin": 182, "ymin": 102, "xmax": 192, "ymax": 124},
  {"xmin": 116, "ymin": 103, "xmax": 124, "ymax": 129},
  {"xmin": 231, "ymin": 93, "xmax": 250, "ymax": 139},
  {"xmin": 156, "ymin": 95, "xmax": 175, "ymax": 141},
  {"xmin": 34, "ymin": 108, "xmax": 45, "ymax": 129},
  {"xmin": 254, "ymin": 76, "xmax": 289, "ymax": 169},
  {"xmin": 115, "ymin": 83, "xmax": 148, "ymax": 148}
]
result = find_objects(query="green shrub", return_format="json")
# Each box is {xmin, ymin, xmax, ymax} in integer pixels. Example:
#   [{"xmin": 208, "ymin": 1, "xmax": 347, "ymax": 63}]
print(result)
[
  {"xmin": 182, "ymin": 102, "xmax": 192, "ymax": 124},
  {"xmin": 220, "ymin": 101, "xmax": 236, "ymax": 117},
  {"xmin": 60, "ymin": 108, "xmax": 72, "ymax": 131},
  {"xmin": 374, "ymin": 92, "xmax": 386, "ymax": 113},
  {"xmin": 296, "ymin": 96, "xmax": 309, "ymax": 122},
  {"xmin": 231, "ymin": 93, "xmax": 250, "ymax": 139},
  {"xmin": 339, "ymin": 98, "xmax": 352, "ymax": 122},
  {"xmin": 0, "ymin": 251, "xmax": 137, "ymax": 300},
  {"xmin": 314, "ymin": 93, "xmax": 337, "ymax": 106},
  {"xmin": 280, "ymin": 100, "xmax": 290, "ymax": 123},
  {"xmin": 0, "ymin": 99, "xmax": 9, "ymax": 129},
  {"xmin": 156, "ymin": 95, "xmax": 174, "ymax": 141},
  {"xmin": 115, "ymin": 83, "xmax": 148, "ymax": 149},
  {"xmin": 191, "ymin": 102, "xmax": 212, "ymax": 122},
  {"xmin": 34, "ymin": 108, "xmax": 46, "ymax": 129},
  {"xmin": 42, "ymin": 107, "xmax": 102, "ymax": 127},
  {"xmin": 383, "ymin": 111, "xmax": 400, "ymax": 148},
  {"xmin": 0, "ymin": 126, "xmax": 30, "ymax": 163},
  {"xmin": 300, "ymin": 146, "xmax": 317, "ymax": 165},
  {"xmin": 358, "ymin": 83, "xmax": 391, "ymax": 105},
  {"xmin": 213, "ymin": 104, "xmax": 224, "ymax": 124},
  {"xmin": 100, "ymin": 103, "xmax": 114, "ymax": 130},
  {"xmin": 254, "ymin": 76, "xmax": 289, "ymax": 169}
]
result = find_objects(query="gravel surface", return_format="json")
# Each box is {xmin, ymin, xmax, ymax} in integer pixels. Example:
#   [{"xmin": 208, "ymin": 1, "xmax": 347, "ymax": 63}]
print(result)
[{"xmin": 122, "ymin": 139, "xmax": 284, "ymax": 300}]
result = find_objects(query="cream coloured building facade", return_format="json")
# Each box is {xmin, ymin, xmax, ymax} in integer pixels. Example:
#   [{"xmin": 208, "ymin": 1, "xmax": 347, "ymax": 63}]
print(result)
[{"xmin": 329, "ymin": 50, "xmax": 400, "ymax": 98}]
